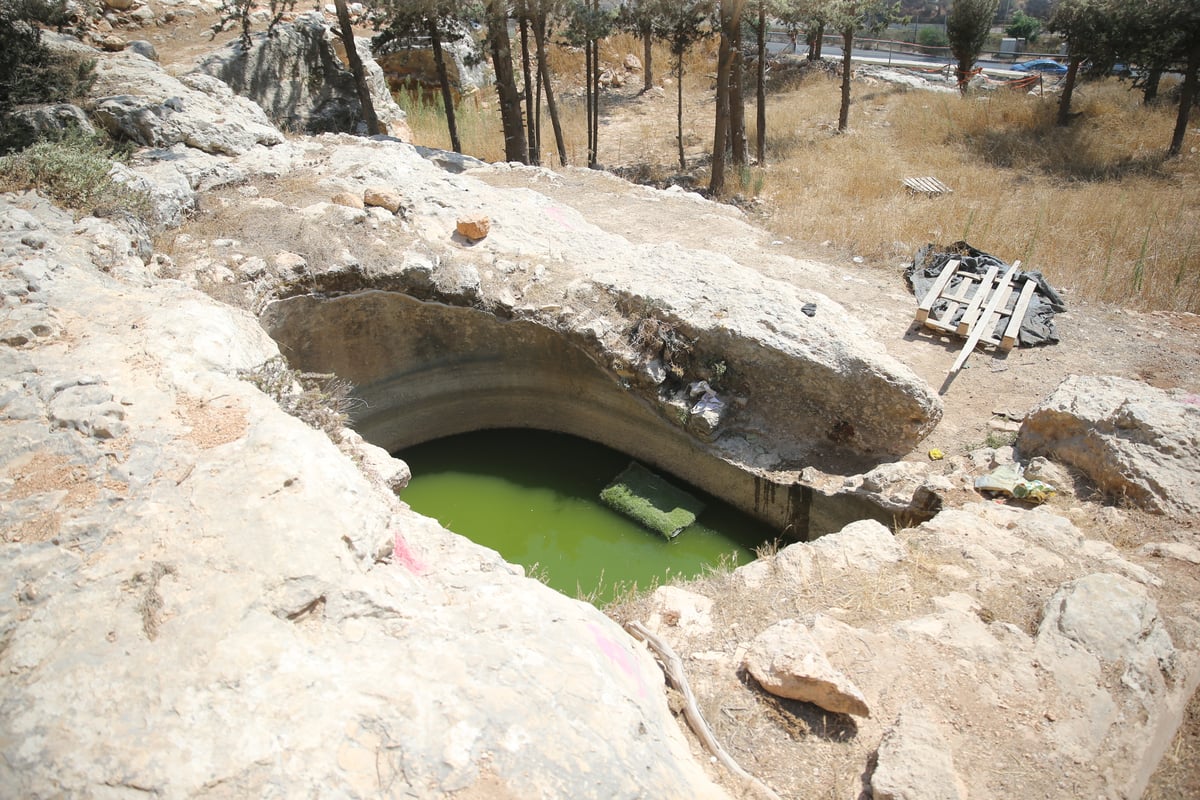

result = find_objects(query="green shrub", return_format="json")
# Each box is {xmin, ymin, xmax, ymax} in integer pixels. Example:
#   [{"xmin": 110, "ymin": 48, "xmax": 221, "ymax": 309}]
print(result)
[
  {"xmin": 1005, "ymin": 10, "xmax": 1042, "ymax": 45},
  {"xmin": 916, "ymin": 26, "xmax": 949, "ymax": 48},
  {"xmin": 0, "ymin": 131, "xmax": 153, "ymax": 220}
]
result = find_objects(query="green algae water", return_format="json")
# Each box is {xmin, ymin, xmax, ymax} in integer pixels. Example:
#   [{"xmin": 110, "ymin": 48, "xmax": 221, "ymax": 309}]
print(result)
[{"xmin": 398, "ymin": 429, "xmax": 775, "ymax": 605}]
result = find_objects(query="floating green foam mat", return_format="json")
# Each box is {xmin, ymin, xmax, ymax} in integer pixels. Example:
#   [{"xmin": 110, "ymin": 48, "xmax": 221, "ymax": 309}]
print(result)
[{"xmin": 600, "ymin": 462, "xmax": 706, "ymax": 539}]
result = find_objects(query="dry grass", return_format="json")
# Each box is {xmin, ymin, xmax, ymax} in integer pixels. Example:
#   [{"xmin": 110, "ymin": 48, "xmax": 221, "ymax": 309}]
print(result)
[
  {"xmin": 404, "ymin": 47, "xmax": 1199, "ymax": 314},
  {"xmin": 756, "ymin": 74, "xmax": 1200, "ymax": 313}
]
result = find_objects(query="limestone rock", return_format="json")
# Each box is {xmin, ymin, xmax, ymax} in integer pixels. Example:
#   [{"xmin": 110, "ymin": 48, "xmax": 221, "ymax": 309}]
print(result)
[
  {"xmin": 374, "ymin": 22, "xmax": 487, "ymax": 104},
  {"xmin": 195, "ymin": 12, "xmax": 408, "ymax": 137},
  {"xmin": 646, "ymin": 585, "xmax": 714, "ymax": 638},
  {"xmin": 1139, "ymin": 541, "xmax": 1200, "ymax": 565},
  {"xmin": 331, "ymin": 190, "xmax": 364, "ymax": 209},
  {"xmin": 0, "ymin": 193, "xmax": 730, "ymax": 800},
  {"xmin": 842, "ymin": 460, "xmax": 948, "ymax": 516},
  {"xmin": 0, "ymin": 103, "xmax": 95, "ymax": 152},
  {"xmin": 95, "ymin": 34, "xmax": 126, "ymax": 52},
  {"xmin": 413, "ymin": 144, "xmax": 486, "ymax": 174},
  {"xmin": 809, "ymin": 519, "xmax": 904, "ymax": 571},
  {"xmin": 1039, "ymin": 572, "xmax": 1174, "ymax": 669},
  {"xmin": 101, "ymin": 0, "xmax": 135, "ymax": 10},
  {"xmin": 456, "ymin": 213, "xmax": 491, "ymax": 241},
  {"xmin": 363, "ymin": 186, "xmax": 402, "ymax": 214},
  {"xmin": 624, "ymin": 53, "xmax": 642, "ymax": 72},
  {"xmin": 90, "ymin": 50, "xmax": 284, "ymax": 155},
  {"xmin": 871, "ymin": 706, "xmax": 966, "ymax": 800},
  {"xmin": 126, "ymin": 40, "xmax": 158, "ymax": 61},
  {"xmin": 1019, "ymin": 375, "xmax": 1200, "ymax": 517},
  {"xmin": 743, "ymin": 618, "xmax": 870, "ymax": 716}
]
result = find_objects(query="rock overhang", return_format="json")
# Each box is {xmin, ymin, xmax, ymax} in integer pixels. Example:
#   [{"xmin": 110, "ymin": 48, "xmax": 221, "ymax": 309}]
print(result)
[
  {"xmin": 243, "ymin": 138, "xmax": 945, "ymax": 534},
  {"xmin": 260, "ymin": 138, "xmax": 943, "ymax": 474}
]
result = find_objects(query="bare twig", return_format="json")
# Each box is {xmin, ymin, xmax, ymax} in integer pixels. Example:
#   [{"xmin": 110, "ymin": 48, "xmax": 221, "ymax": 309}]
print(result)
[{"xmin": 625, "ymin": 620, "xmax": 783, "ymax": 800}]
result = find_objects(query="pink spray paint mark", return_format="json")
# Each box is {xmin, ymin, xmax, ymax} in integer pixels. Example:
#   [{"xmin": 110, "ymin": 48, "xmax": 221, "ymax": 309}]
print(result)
[
  {"xmin": 393, "ymin": 530, "xmax": 428, "ymax": 575},
  {"xmin": 589, "ymin": 623, "xmax": 648, "ymax": 698},
  {"xmin": 1183, "ymin": 394, "xmax": 1200, "ymax": 406},
  {"xmin": 544, "ymin": 205, "xmax": 578, "ymax": 232}
]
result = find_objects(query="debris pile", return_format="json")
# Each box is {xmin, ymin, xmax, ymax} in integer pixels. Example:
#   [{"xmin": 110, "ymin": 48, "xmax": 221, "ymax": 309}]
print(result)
[{"xmin": 908, "ymin": 241, "xmax": 1066, "ymax": 347}]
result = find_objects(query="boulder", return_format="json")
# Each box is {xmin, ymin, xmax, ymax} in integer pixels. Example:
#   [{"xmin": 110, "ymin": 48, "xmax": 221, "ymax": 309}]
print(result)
[
  {"xmin": 0, "ymin": 103, "xmax": 95, "ymax": 152},
  {"xmin": 374, "ymin": 21, "xmax": 487, "ymax": 103},
  {"xmin": 126, "ymin": 40, "xmax": 158, "ymax": 61},
  {"xmin": 89, "ymin": 50, "xmax": 284, "ymax": 155},
  {"xmin": 871, "ymin": 706, "xmax": 967, "ymax": 800},
  {"xmin": 743, "ymin": 618, "xmax": 870, "ymax": 716},
  {"xmin": 1019, "ymin": 375, "xmax": 1200, "ymax": 517},
  {"xmin": 809, "ymin": 519, "xmax": 904, "ymax": 571},
  {"xmin": 195, "ymin": 12, "xmax": 408, "ymax": 137}
]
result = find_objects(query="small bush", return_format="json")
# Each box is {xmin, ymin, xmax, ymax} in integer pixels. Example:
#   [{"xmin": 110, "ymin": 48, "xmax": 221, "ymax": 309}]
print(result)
[
  {"xmin": 241, "ymin": 355, "xmax": 359, "ymax": 442},
  {"xmin": 0, "ymin": 131, "xmax": 154, "ymax": 220},
  {"xmin": 916, "ymin": 26, "xmax": 950, "ymax": 48}
]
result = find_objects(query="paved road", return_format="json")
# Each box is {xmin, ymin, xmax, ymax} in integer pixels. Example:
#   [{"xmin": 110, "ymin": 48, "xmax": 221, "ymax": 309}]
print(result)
[{"xmin": 766, "ymin": 37, "xmax": 1027, "ymax": 75}]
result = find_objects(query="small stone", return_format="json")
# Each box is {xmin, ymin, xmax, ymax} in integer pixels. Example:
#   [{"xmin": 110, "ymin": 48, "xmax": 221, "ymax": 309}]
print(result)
[
  {"xmin": 363, "ymin": 187, "xmax": 402, "ymax": 214},
  {"xmin": 332, "ymin": 191, "xmax": 365, "ymax": 210},
  {"xmin": 96, "ymin": 34, "xmax": 127, "ymax": 52},
  {"xmin": 126, "ymin": 40, "xmax": 158, "ymax": 61},
  {"xmin": 456, "ymin": 214, "xmax": 491, "ymax": 242}
]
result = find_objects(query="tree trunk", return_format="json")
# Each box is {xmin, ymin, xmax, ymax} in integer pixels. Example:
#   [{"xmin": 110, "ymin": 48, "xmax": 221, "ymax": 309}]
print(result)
[
  {"xmin": 709, "ymin": 0, "xmax": 734, "ymax": 195},
  {"xmin": 519, "ymin": 11, "xmax": 539, "ymax": 164},
  {"xmin": 428, "ymin": 21, "xmax": 460, "ymax": 153},
  {"xmin": 729, "ymin": 2, "xmax": 746, "ymax": 169},
  {"xmin": 488, "ymin": 1, "xmax": 529, "ymax": 163},
  {"xmin": 643, "ymin": 28, "xmax": 654, "ymax": 92},
  {"xmin": 955, "ymin": 55, "xmax": 973, "ymax": 94},
  {"xmin": 586, "ymin": 37, "xmax": 598, "ymax": 167},
  {"xmin": 838, "ymin": 30, "xmax": 853, "ymax": 132},
  {"xmin": 808, "ymin": 23, "xmax": 824, "ymax": 60},
  {"xmin": 534, "ymin": 15, "xmax": 567, "ymax": 166},
  {"xmin": 755, "ymin": 1, "xmax": 766, "ymax": 165},
  {"xmin": 333, "ymin": 0, "xmax": 381, "ymax": 135},
  {"xmin": 1056, "ymin": 56, "xmax": 1082, "ymax": 127},
  {"xmin": 676, "ymin": 52, "xmax": 686, "ymax": 171},
  {"xmin": 1143, "ymin": 68, "xmax": 1162, "ymax": 104},
  {"xmin": 1168, "ymin": 46, "xmax": 1199, "ymax": 158}
]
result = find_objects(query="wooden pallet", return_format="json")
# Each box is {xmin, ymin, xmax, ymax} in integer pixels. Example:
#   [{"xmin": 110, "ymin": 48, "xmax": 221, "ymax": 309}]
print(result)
[
  {"xmin": 915, "ymin": 258, "xmax": 1038, "ymax": 376},
  {"xmin": 903, "ymin": 176, "xmax": 953, "ymax": 196}
]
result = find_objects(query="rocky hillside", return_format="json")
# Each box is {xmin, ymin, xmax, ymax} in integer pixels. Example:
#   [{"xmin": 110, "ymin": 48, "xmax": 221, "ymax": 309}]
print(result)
[{"xmin": 2, "ymin": 9, "xmax": 1200, "ymax": 799}]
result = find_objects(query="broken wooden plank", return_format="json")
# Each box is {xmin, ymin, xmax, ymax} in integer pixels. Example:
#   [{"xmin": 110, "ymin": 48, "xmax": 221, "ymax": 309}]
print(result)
[
  {"xmin": 949, "ymin": 262, "xmax": 1019, "ymax": 376},
  {"xmin": 915, "ymin": 258, "xmax": 960, "ymax": 323},
  {"xmin": 1001, "ymin": 277, "xmax": 1038, "ymax": 351},
  {"xmin": 954, "ymin": 264, "xmax": 1000, "ymax": 336}
]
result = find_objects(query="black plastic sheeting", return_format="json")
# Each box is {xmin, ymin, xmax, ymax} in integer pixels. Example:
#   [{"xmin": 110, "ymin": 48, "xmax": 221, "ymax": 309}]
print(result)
[{"xmin": 907, "ymin": 241, "xmax": 1067, "ymax": 347}]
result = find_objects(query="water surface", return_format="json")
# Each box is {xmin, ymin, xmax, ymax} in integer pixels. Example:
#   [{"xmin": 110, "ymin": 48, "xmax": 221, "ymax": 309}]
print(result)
[{"xmin": 398, "ymin": 429, "xmax": 774, "ymax": 604}]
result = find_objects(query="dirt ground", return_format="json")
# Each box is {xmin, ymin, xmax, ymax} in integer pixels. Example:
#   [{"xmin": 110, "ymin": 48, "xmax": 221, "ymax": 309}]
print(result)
[{"xmin": 137, "ymin": 19, "xmax": 1200, "ymax": 798}]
